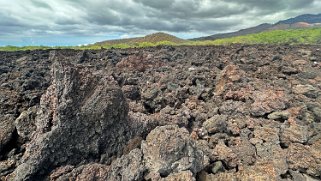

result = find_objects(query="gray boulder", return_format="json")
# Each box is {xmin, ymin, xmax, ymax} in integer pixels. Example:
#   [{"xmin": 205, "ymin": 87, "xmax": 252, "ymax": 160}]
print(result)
[
  {"xmin": 14, "ymin": 106, "xmax": 37, "ymax": 141},
  {"xmin": 202, "ymin": 115, "xmax": 228, "ymax": 134},
  {"xmin": 142, "ymin": 125, "xmax": 209, "ymax": 177}
]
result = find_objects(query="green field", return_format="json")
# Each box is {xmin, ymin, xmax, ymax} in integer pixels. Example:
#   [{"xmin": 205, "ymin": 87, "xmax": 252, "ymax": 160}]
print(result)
[{"xmin": 1, "ymin": 28, "xmax": 321, "ymax": 51}]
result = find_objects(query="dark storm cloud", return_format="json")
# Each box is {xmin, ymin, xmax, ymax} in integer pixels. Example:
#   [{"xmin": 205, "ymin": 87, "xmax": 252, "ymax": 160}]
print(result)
[
  {"xmin": 134, "ymin": 0, "xmax": 241, "ymax": 18},
  {"xmin": 0, "ymin": 0, "xmax": 320, "ymax": 45}
]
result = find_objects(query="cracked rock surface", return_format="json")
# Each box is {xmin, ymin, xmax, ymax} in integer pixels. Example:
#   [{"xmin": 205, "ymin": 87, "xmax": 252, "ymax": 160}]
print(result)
[{"xmin": 0, "ymin": 45, "xmax": 321, "ymax": 180}]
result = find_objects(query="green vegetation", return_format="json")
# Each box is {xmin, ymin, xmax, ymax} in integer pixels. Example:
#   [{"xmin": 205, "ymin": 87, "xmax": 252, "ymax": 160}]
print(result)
[
  {"xmin": 1, "ymin": 28, "xmax": 321, "ymax": 51},
  {"xmin": 209, "ymin": 28, "xmax": 321, "ymax": 45},
  {"xmin": 0, "ymin": 45, "xmax": 52, "ymax": 51}
]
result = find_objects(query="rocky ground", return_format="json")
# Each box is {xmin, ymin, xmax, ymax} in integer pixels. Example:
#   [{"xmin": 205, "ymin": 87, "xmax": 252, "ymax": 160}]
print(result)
[{"xmin": 0, "ymin": 45, "xmax": 320, "ymax": 181}]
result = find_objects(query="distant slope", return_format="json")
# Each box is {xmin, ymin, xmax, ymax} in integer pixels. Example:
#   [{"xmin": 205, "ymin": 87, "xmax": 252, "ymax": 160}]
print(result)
[
  {"xmin": 195, "ymin": 13, "xmax": 321, "ymax": 41},
  {"xmin": 193, "ymin": 23, "xmax": 272, "ymax": 41},
  {"xmin": 95, "ymin": 32, "xmax": 186, "ymax": 45},
  {"xmin": 206, "ymin": 28, "xmax": 321, "ymax": 45},
  {"xmin": 277, "ymin": 13, "xmax": 321, "ymax": 24}
]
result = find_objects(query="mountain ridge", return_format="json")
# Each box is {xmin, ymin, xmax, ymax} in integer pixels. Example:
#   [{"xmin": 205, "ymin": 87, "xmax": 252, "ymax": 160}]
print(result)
[
  {"xmin": 92, "ymin": 13, "xmax": 321, "ymax": 44},
  {"xmin": 192, "ymin": 23, "xmax": 273, "ymax": 41},
  {"xmin": 193, "ymin": 13, "xmax": 321, "ymax": 41},
  {"xmin": 276, "ymin": 13, "xmax": 321, "ymax": 24},
  {"xmin": 95, "ymin": 32, "xmax": 186, "ymax": 45}
]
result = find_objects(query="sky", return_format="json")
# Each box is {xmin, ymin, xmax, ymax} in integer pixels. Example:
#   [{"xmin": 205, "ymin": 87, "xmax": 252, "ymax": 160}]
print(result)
[{"xmin": 0, "ymin": 0, "xmax": 321, "ymax": 46}]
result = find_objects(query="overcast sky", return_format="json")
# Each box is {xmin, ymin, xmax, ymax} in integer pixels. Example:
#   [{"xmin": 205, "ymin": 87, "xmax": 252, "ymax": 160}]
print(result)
[{"xmin": 1, "ymin": 0, "xmax": 321, "ymax": 46}]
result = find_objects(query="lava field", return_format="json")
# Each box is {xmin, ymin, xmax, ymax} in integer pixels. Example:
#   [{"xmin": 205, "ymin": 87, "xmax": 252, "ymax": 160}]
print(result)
[{"xmin": 0, "ymin": 45, "xmax": 321, "ymax": 181}]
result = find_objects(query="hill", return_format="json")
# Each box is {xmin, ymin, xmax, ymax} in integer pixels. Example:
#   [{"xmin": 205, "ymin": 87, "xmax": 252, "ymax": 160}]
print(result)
[
  {"xmin": 72, "ymin": 28, "xmax": 321, "ymax": 49},
  {"xmin": 203, "ymin": 28, "xmax": 321, "ymax": 45},
  {"xmin": 193, "ymin": 23, "xmax": 273, "ymax": 41},
  {"xmin": 2, "ymin": 28, "xmax": 321, "ymax": 52},
  {"xmin": 95, "ymin": 32, "xmax": 186, "ymax": 46},
  {"xmin": 277, "ymin": 13, "xmax": 321, "ymax": 24},
  {"xmin": 194, "ymin": 13, "xmax": 321, "ymax": 41}
]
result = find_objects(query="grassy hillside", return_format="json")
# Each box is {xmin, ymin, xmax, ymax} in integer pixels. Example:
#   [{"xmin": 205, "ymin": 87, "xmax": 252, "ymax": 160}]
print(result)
[
  {"xmin": 207, "ymin": 28, "xmax": 321, "ymax": 45},
  {"xmin": 1, "ymin": 28, "xmax": 321, "ymax": 51}
]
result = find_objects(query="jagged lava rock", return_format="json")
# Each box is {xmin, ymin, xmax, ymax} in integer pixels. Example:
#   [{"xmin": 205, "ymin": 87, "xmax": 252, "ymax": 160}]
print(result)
[
  {"xmin": 50, "ymin": 148, "xmax": 145, "ymax": 181},
  {"xmin": 0, "ymin": 45, "xmax": 320, "ymax": 181},
  {"xmin": 215, "ymin": 64, "xmax": 245, "ymax": 96},
  {"xmin": 142, "ymin": 125, "xmax": 209, "ymax": 177},
  {"xmin": 10, "ymin": 61, "xmax": 131, "ymax": 180},
  {"xmin": 250, "ymin": 90, "xmax": 289, "ymax": 116},
  {"xmin": 14, "ymin": 106, "xmax": 37, "ymax": 141},
  {"xmin": 0, "ymin": 114, "xmax": 16, "ymax": 156}
]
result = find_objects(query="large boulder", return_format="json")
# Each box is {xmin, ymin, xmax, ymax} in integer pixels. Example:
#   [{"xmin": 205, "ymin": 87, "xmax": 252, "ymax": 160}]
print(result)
[
  {"xmin": 215, "ymin": 64, "xmax": 245, "ymax": 96},
  {"xmin": 50, "ymin": 149, "xmax": 145, "ymax": 181},
  {"xmin": 142, "ymin": 125, "xmax": 209, "ymax": 178},
  {"xmin": 250, "ymin": 90, "xmax": 289, "ymax": 116},
  {"xmin": 202, "ymin": 115, "xmax": 228, "ymax": 134},
  {"xmin": 10, "ymin": 61, "xmax": 131, "ymax": 180},
  {"xmin": 287, "ymin": 143, "xmax": 321, "ymax": 177},
  {"xmin": 14, "ymin": 106, "xmax": 37, "ymax": 141}
]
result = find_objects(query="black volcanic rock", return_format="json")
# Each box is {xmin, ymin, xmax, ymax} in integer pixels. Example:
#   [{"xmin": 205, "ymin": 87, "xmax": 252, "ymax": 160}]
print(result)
[
  {"xmin": 10, "ymin": 61, "xmax": 131, "ymax": 180},
  {"xmin": 0, "ymin": 45, "xmax": 320, "ymax": 180}
]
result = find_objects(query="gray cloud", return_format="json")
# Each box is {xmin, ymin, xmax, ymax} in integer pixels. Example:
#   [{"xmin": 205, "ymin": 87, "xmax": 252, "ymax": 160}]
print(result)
[
  {"xmin": 0, "ymin": 0, "xmax": 320, "ymax": 45},
  {"xmin": 30, "ymin": 0, "xmax": 53, "ymax": 10}
]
